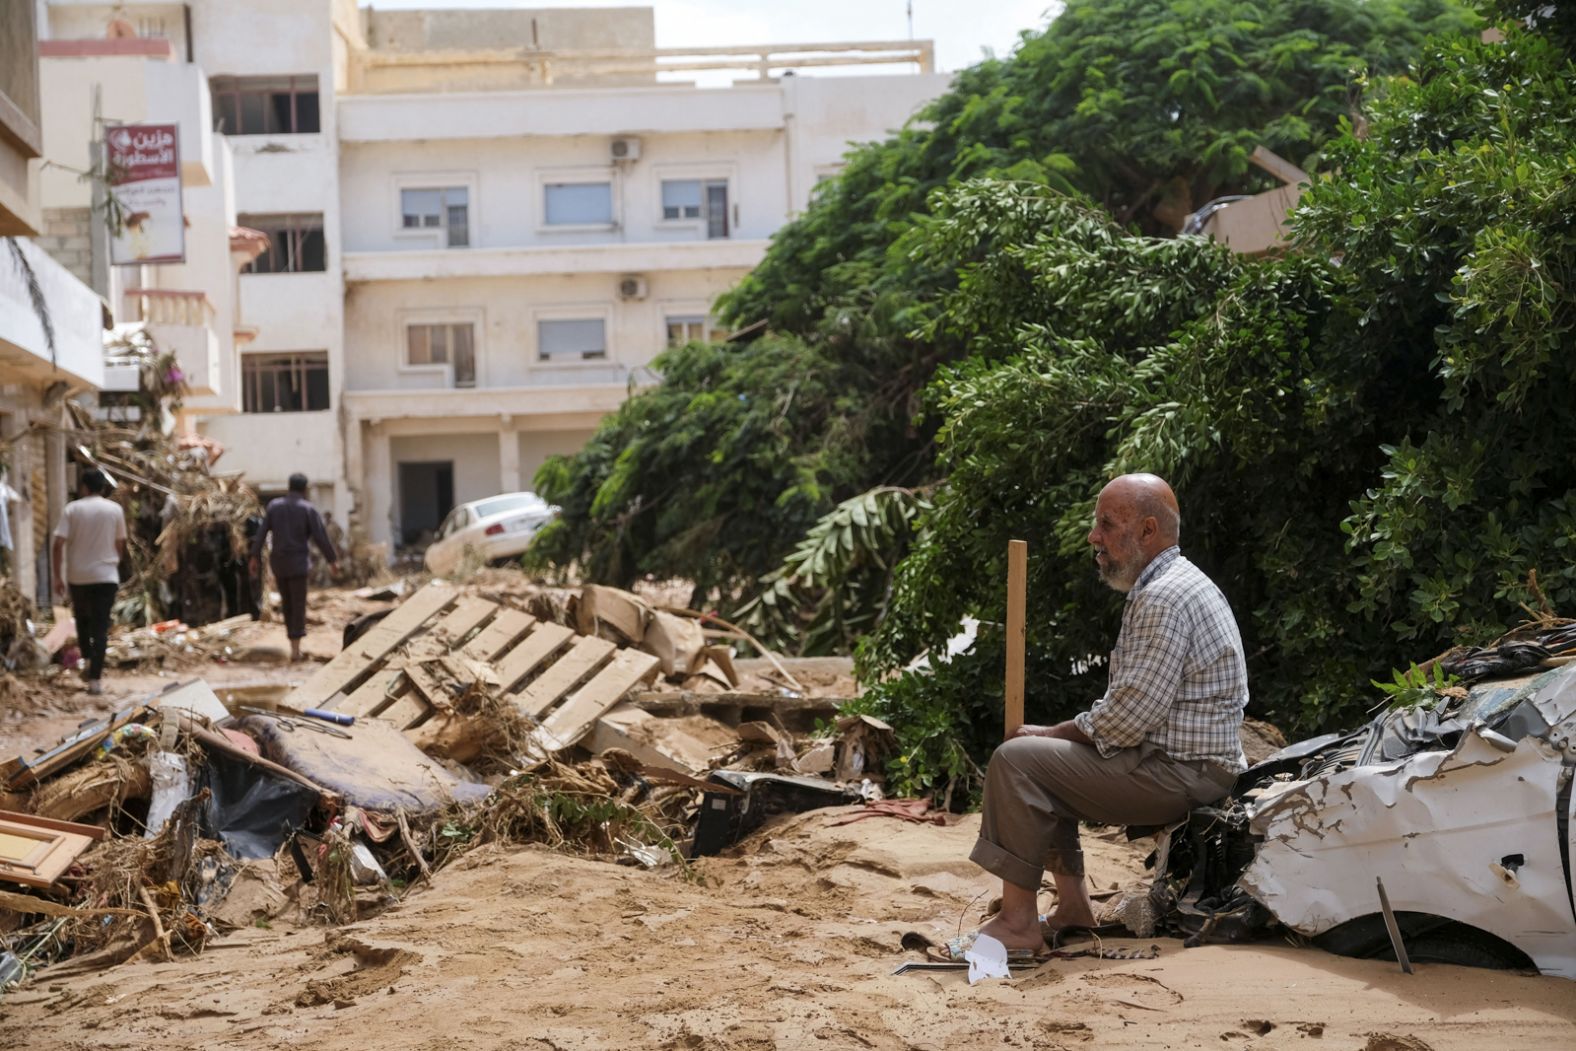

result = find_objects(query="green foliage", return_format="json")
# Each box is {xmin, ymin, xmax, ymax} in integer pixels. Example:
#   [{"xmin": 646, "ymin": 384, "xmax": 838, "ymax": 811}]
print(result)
[
  {"xmin": 735, "ymin": 486, "xmax": 929, "ymax": 655},
  {"xmin": 721, "ymin": 0, "xmax": 1477, "ymax": 334},
  {"xmin": 535, "ymin": 0, "xmax": 1473, "ymax": 619},
  {"xmin": 1371, "ymin": 663, "xmax": 1462, "ymax": 711},
  {"xmin": 865, "ymin": 22, "xmax": 1576, "ymax": 796}
]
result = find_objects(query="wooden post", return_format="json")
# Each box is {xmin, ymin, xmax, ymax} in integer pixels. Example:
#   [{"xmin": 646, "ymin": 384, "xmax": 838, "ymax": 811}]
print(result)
[{"xmin": 1005, "ymin": 539, "xmax": 1028, "ymax": 739}]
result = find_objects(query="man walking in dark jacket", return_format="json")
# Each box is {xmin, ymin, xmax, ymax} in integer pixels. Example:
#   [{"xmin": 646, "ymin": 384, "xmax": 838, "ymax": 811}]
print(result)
[{"xmin": 250, "ymin": 473, "xmax": 338, "ymax": 662}]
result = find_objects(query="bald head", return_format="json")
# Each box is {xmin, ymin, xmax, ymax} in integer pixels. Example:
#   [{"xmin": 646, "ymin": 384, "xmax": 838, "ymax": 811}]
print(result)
[
  {"xmin": 1088, "ymin": 473, "xmax": 1182, "ymax": 592},
  {"xmin": 1101, "ymin": 473, "xmax": 1180, "ymax": 545}
]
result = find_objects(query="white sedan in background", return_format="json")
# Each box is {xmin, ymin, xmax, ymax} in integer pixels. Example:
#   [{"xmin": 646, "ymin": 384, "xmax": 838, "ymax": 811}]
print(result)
[{"xmin": 423, "ymin": 491, "xmax": 558, "ymax": 575}]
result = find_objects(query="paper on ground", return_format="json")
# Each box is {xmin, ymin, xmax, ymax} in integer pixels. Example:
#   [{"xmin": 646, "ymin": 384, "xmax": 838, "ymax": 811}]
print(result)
[{"xmin": 964, "ymin": 932, "xmax": 1009, "ymax": 984}]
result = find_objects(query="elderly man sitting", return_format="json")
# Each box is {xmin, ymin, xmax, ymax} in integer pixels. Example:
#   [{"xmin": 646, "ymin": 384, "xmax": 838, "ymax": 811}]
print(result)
[{"xmin": 955, "ymin": 473, "xmax": 1248, "ymax": 959}]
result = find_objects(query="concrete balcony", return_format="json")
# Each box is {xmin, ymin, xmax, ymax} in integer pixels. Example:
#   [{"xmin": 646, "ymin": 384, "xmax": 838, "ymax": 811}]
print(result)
[
  {"xmin": 123, "ymin": 289, "xmax": 222, "ymax": 397},
  {"xmin": 39, "ymin": 42, "xmax": 217, "ymax": 205},
  {"xmin": 343, "ymin": 375, "xmax": 652, "ymax": 428},
  {"xmin": 0, "ymin": 237, "xmax": 104, "ymax": 390},
  {"xmin": 342, "ymin": 237, "xmax": 768, "ymax": 283},
  {"xmin": 339, "ymin": 83, "xmax": 787, "ymax": 143}
]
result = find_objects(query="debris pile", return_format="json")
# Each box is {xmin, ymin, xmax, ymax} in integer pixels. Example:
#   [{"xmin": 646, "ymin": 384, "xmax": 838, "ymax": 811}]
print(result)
[{"xmin": 0, "ymin": 579, "xmax": 892, "ymax": 997}]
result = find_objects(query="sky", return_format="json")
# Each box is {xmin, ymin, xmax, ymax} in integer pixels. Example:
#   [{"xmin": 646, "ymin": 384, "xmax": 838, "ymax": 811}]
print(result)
[{"xmin": 368, "ymin": 0, "xmax": 1062, "ymax": 78}]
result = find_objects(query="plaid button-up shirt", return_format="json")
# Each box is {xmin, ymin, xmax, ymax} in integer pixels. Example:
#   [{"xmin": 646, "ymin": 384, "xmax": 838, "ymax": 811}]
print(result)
[{"xmin": 1073, "ymin": 546, "xmax": 1248, "ymax": 772}]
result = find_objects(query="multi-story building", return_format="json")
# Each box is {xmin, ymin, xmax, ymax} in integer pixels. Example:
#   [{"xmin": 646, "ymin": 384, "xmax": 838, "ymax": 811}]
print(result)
[
  {"xmin": 40, "ymin": 1, "xmax": 951, "ymax": 556},
  {"xmin": 1, "ymin": 0, "xmax": 106, "ymax": 603}
]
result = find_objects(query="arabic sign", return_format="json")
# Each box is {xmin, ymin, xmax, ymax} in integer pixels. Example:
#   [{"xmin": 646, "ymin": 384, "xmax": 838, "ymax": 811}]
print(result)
[{"xmin": 106, "ymin": 123, "xmax": 185, "ymax": 265}]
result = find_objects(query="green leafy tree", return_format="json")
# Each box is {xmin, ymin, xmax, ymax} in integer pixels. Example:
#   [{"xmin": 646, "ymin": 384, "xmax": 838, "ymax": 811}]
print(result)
[
  {"xmin": 851, "ymin": 17, "xmax": 1576, "ymax": 799},
  {"xmin": 535, "ymin": 0, "xmax": 1475, "ymax": 623}
]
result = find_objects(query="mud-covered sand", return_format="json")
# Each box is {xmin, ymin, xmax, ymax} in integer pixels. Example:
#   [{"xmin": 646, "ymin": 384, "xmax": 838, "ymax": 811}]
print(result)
[{"xmin": 3, "ymin": 810, "xmax": 1572, "ymax": 1050}]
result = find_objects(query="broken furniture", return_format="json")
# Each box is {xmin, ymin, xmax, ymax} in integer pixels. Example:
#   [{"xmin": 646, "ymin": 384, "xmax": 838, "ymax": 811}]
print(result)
[{"xmin": 0, "ymin": 811, "xmax": 105, "ymax": 889}]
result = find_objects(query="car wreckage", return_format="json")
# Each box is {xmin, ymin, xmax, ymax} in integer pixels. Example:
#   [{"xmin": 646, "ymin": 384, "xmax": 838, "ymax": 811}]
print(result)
[{"xmin": 1151, "ymin": 624, "xmax": 1576, "ymax": 979}]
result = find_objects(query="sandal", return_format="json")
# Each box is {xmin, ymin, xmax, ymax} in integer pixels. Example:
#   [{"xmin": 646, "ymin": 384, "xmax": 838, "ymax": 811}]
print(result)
[{"xmin": 926, "ymin": 929, "xmax": 1046, "ymax": 964}]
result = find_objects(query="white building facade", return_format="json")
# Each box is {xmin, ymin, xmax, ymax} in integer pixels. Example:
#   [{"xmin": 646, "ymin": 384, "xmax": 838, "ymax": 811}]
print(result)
[{"xmin": 41, "ymin": 1, "xmax": 951, "ymax": 554}]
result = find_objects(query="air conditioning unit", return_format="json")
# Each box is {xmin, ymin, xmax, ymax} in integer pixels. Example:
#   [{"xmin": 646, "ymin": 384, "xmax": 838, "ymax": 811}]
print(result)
[
  {"xmin": 618, "ymin": 275, "xmax": 648, "ymax": 301},
  {"xmin": 610, "ymin": 136, "xmax": 642, "ymax": 163}
]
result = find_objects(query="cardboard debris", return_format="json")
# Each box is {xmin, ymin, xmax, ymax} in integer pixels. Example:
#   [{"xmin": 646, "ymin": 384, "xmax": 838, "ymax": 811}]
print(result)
[
  {"xmin": 588, "ymin": 702, "xmax": 740, "ymax": 775},
  {"xmin": 738, "ymin": 720, "xmax": 799, "ymax": 769},
  {"xmin": 576, "ymin": 584, "xmax": 650, "ymax": 643},
  {"xmin": 643, "ymin": 609, "xmax": 707, "ymax": 677},
  {"xmin": 148, "ymin": 679, "xmax": 230, "ymax": 724},
  {"xmin": 835, "ymin": 714, "xmax": 896, "ymax": 782}
]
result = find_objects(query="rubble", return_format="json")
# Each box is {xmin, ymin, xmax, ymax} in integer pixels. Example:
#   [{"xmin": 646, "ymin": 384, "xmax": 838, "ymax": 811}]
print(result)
[
  {"xmin": 0, "ymin": 575, "xmax": 880, "ymax": 996},
  {"xmin": 1141, "ymin": 621, "xmax": 1576, "ymax": 979}
]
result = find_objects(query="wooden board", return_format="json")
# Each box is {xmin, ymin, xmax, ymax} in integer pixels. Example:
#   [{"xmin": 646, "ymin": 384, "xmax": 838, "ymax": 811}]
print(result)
[
  {"xmin": 4, "ymin": 705, "xmax": 148, "ymax": 790},
  {"xmin": 494, "ymin": 622, "xmax": 575, "ymax": 694},
  {"xmin": 432, "ymin": 597, "xmax": 499, "ymax": 645},
  {"xmin": 460, "ymin": 608, "xmax": 536, "ymax": 662},
  {"xmin": 378, "ymin": 690, "xmax": 430, "ymax": 731},
  {"xmin": 297, "ymin": 584, "xmax": 456, "ymax": 711},
  {"xmin": 534, "ymin": 649, "xmax": 661, "ymax": 753},
  {"xmin": 0, "ymin": 810, "xmax": 104, "ymax": 889},
  {"xmin": 338, "ymin": 669, "xmax": 405, "ymax": 719},
  {"xmin": 513, "ymin": 635, "xmax": 616, "ymax": 720}
]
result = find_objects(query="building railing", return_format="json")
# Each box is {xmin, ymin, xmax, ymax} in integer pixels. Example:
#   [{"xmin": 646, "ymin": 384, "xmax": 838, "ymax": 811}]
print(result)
[
  {"xmin": 123, "ymin": 288, "xmax": 215, "ymax": 328},
  {"xmin": 348, "ymin": 39, "xmax": 935, "ymax": 92}
]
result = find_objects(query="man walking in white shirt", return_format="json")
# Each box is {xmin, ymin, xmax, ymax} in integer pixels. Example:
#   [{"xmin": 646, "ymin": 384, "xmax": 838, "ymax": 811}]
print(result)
[{"xmin": 52, "ymin": 469, "xmax": 128, "ymax": 695}]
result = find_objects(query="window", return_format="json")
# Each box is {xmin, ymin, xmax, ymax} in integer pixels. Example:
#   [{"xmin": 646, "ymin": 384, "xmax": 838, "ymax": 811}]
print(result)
[
  {"xmin": 242, "ymin": 352, "xmax": 330, "ymax": 412},
  {"xmin": 400, "ymin": 187, "xmax": 469, "ymax": 248},
  {"xmin": 406, "ymin": 322, "xmax": 476, "ymax": 387},
  {"xmin": 544, "ymin": 182, "xmax": 613, "ymax": 226},
  {"xmin": 210, "ymin": 75, "xmax": 321, "ymax": 135},
  {"xmin": 240, "ymin": 213, "xmax": 326, "ymax": 273},
  {"xmin": 661, "ymin": 179, "xmax": 729, "ymax": 239},
  {"xmin": 665, "ymin": 314, "xmax": 729, "ymax": 347},
  {"xmin": 538, "ymin": 319, "xmax": 606, "ymax": 361}
]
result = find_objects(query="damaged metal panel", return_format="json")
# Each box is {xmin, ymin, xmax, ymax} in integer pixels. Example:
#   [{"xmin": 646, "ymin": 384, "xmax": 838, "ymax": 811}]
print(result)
[{"xmin": 1238, "ymin": 665, "xmax": 1576, "ymax": 978}]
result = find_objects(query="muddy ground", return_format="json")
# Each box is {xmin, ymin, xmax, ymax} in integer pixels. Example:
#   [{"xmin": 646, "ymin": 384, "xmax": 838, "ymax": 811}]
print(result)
[{"xmin": 3, "ymin": 586, "xmax": 1574, "ymax": 1050}]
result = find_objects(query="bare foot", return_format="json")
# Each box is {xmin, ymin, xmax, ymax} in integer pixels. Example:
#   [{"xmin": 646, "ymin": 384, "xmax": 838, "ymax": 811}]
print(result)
[
  {"xmin": 1040, "ymin": 904, "xmax": 1100, "ymax": 933},
  {"xmin": 974, "ymin": 911, "xmax": 1047, "ymax": 955}
]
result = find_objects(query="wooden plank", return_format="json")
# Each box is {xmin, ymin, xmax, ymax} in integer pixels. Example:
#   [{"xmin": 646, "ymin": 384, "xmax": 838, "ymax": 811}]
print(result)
[
  {"xmin": 338, "ymin": 669, "xmax": 405, "ymax": 719},
  {"xmin": 433, "ymin": 597, "xmax": 499, "ymax": 646},
  {"xmin": 534, "ymin": 650, "xmax": 662, "ymax": 753},
  {"xmin": 379, "ymin": 689, "xmax": 430, "ymax": 731},
  {"xmin": 460, "ymin": 608, "xmax": 536, "ymax": 662},
  {"xmin": 494, "ymin": 622, "xmax": 575, "ymax": 694},
  {"xmin": 1005, "ymin": 538, "xmax": 1027, "ymax": 739},
  {"xmin": 294, "ymin": 583, "xmax": 456, "ymax": 710},
  {"xmin": 513, "ymin": 635, "xmax": 616, "ymax": 720}
]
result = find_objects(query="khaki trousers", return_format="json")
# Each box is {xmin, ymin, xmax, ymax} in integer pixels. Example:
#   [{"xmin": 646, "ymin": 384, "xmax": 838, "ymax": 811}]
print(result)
[{"xmin": 970, "ymin": 737, "xmax": 1236, "ymax": 888}]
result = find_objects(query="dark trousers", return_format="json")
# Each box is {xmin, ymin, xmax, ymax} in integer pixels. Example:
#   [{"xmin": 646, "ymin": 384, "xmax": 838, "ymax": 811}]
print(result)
[
  {"xmin": 69, "ymin": 582, "xmax": 117, "ymax": 682},
  {"xmin": 275, "ymin": 571, "xmax": 308, "ymax": 639}
]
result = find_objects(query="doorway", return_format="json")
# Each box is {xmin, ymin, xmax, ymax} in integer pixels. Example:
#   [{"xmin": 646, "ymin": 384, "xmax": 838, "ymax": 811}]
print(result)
[{"xmin": 398, "ymin": 461, "xmax": 454, "ymax": 546}]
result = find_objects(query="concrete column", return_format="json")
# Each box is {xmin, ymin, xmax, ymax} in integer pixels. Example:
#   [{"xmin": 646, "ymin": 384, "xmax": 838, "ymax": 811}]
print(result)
[
  {"xmin": 44, "ymin": 420, "xmax": 66, "ymax": 604},
  {"xmin": 498, "ymin": 416, "xmax": 520, "ymax": 494},
  {"xmin": 364, "ymin": 422, "xmax": 393, "ymax": 553},
  {"xmin": 2, "ymin": 408, "xmax": 35, "ymax": 602},
  {"xmin": 339, "ymin": 407, "xmax": 364, "ymax": 531}
]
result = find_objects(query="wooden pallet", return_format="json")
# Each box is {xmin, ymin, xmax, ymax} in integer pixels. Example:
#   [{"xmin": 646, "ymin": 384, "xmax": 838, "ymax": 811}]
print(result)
[{"xmin": 287, "ymin": 582, "xmax": 659, "ymax": 755}]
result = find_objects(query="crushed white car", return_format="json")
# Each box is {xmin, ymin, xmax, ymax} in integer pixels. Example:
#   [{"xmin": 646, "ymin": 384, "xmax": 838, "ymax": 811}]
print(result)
[
  {"xmin": 423, "ymin": 492, "xmax": 557, "ymax": 576},
  {"xmin": 1154, "ymin": 628, "xmax": 1576, "ymax": 978}
]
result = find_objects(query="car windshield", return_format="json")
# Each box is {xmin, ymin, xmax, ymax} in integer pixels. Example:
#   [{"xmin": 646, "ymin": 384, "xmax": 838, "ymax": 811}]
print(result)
[{"xmin": 472, "ymin": 494, "xmax": 544, "ymax": 520}]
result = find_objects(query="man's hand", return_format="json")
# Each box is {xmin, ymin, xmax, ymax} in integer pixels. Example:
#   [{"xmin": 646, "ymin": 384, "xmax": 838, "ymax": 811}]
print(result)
[
  {"xmin": 248, "ymin": 557, "xmax": 259, "ymax": 576},
  {"xmin": 51, "ymin": 576, "xmax": 65, "ymax": 603},
  {"xmin": 1007, "ymin": 720, "xmax": 1097, "ymax": 747},
  {"xmin": 329, "ymin": 562, "xmax": 342, "ymax": 579}
]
